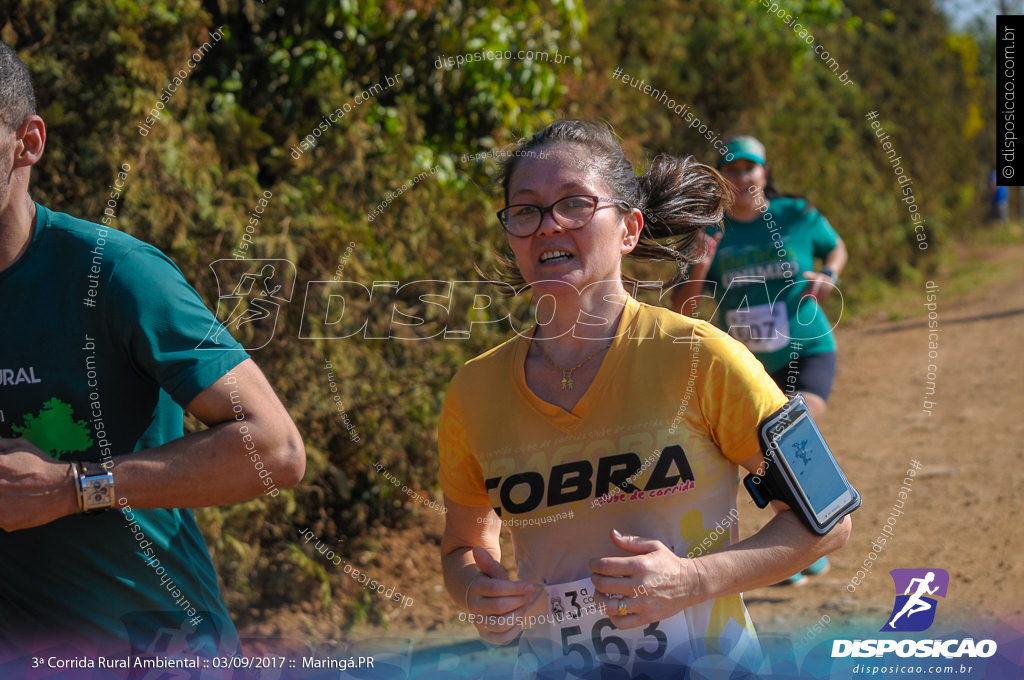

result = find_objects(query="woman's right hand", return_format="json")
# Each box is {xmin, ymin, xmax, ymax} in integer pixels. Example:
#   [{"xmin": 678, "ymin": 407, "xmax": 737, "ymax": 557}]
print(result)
[{"xmin": 466, "ymin": 546, "xmax": 545, "ymax": 645}]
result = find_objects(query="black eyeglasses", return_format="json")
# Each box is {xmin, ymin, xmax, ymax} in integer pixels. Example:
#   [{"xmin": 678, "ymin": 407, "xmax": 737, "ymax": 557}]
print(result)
[{"xmin": 496, "ymin": 195, "xmax": 631, "ymax": 237}]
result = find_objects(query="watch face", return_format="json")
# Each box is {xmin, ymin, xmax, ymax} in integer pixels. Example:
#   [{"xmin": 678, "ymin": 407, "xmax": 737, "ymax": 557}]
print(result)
[{"xmin": 85, "ymin": 478, "xmax": 112, "ymax": 510}]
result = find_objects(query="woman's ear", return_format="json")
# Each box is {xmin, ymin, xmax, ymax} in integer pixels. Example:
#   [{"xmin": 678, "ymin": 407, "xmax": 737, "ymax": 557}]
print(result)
[{"xmin": 621, "ymin": 207, "xmax": 643, "ymax": 255}]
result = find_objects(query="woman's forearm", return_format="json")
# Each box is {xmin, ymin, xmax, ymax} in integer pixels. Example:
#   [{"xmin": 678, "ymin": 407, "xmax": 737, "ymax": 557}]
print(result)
[
  {"xmin": 823, "ymin": 238, "xmax": 848, "ymax": 277},
  {"xmin": 691, "ymin": 510, "xmax": 851, "ymax": 604},
  {"xmin": 442, "ymin": 545, "xmax": 479, "ymax": 609}
]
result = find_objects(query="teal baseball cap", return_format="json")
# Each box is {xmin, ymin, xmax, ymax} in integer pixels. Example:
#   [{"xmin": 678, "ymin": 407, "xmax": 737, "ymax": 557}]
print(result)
[{"xmin": 719, "ymin": 136, "xmax": 766, "ymax": 167}]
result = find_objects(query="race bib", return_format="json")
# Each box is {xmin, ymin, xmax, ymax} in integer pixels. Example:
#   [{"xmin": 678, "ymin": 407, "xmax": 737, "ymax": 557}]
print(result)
[
  {"xmin": 725, "ymin": 302, "xmax": 789, "ymax": 353},
  {"xmin": 515, "ymin": 576, "xmax": 691, "ymax": 678}
]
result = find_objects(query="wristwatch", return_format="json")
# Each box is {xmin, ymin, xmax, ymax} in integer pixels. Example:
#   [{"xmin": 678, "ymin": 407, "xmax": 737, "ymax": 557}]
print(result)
[
  {"xmin": 74, "ymin": 460, "xmax": 115, "ymax": 514},
  {"xmin": 820, "ymin": 267, "xmax": 839, "ymax": 284}
]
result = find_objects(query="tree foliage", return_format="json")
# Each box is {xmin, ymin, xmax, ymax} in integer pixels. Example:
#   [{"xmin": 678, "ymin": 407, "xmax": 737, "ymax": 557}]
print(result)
[{"xmin": 1, "ymin": 0, "xmax": 993, "ymax": 625}]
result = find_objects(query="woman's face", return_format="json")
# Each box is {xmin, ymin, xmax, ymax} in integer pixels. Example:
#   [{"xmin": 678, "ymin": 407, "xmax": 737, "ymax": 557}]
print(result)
[
  {"xmin": 720, "ymin": 158, "xmax": 767, "ymax": 210},
  {"xmin": 504, "ymin": 144, "xmax": 640, "ymax": 296}
]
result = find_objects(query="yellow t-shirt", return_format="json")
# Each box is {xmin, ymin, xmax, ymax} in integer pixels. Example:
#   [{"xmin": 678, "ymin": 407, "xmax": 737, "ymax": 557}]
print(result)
[{"xmin": 439, "ymin": 295, "xmax": 786, "ymax": 669}]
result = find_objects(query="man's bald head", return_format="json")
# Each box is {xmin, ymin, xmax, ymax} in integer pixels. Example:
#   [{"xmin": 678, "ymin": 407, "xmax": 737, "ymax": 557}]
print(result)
[{"xmin": 0, "ymin": 41, "xmax": 36, "ymax": 132}]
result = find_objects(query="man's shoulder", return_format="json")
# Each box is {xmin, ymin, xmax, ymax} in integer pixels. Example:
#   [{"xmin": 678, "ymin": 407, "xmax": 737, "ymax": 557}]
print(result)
[{"xmin": 41, "ymin": 204, "xmax": 167, "ymax": 264}]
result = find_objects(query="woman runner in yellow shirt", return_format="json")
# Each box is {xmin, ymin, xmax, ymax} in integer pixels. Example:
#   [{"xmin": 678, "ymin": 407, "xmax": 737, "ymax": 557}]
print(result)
[{"xmin": 438, "ymin": 120, "xmax": 851, "ymax": 677}]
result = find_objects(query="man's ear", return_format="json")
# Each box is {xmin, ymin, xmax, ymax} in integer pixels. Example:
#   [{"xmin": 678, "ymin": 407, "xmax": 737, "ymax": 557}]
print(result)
[{"xmin": 13, "ymin": 115, "xmax": 45, "ymax": 169}]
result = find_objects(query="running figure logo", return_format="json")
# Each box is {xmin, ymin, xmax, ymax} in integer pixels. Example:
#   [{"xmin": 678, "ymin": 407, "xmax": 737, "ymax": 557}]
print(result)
[
  {"xmin": 792, "ymin": 439, "xmax": 811, "ymax": 475},
  {"xmin": 199, "ymin": 259, "xmax": 296, "ymax": 350},
  {"xmin": 881, "ymin": 568, "xmax": 949, "ymax": 632}
]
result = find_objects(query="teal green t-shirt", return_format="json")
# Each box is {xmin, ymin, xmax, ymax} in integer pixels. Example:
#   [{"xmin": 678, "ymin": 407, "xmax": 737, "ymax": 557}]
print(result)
[
  {"xmin": 705, "ymin": 197, "xmax": 839, "ymax": 373},
  {"xmin": 0, "ymin": 204, "xmax": 247, "ymax": 654}
]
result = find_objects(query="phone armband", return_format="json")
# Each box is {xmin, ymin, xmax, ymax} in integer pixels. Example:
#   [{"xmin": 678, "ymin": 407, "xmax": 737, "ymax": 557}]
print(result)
[{"xmin": 743, "ymin": 395, "xmax": 861, "ymax": 535}]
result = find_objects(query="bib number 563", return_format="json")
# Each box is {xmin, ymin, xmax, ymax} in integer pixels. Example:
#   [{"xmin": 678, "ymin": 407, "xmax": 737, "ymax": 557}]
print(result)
[{"xmin": 560, "ymin": 618, "xmax": 667, "ymax": 671}]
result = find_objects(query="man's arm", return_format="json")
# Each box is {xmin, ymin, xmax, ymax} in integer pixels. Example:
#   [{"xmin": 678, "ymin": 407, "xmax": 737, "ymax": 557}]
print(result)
[{"xmin": 0, "ymin": 358, "xmax": 305, "ymax": 531}]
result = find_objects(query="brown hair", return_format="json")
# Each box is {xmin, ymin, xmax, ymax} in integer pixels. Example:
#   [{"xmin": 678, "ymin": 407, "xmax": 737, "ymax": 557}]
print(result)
[{"xmin": 489, "ymin": 119, "xmax": 733, "ymax": 289}]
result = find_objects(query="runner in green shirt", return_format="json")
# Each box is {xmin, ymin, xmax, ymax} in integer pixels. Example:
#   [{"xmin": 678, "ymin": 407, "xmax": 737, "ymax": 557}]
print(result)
[
  {"xmin": 0, "ymin": 40, "xmax": 305, "ymax": 659},
  {"xmin": 675, "ymin": 136, "xmax": 847, "ymax": 419},
  {"xmin": 674, "ymin": 136, "xmax": 848, "ymax": 585}
]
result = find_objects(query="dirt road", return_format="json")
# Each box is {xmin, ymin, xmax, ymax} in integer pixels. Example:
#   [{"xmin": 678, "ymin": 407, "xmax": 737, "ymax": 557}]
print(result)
[{"xmin": 744, "ymin": 241, "xmax": 1024, "ymax": 640}]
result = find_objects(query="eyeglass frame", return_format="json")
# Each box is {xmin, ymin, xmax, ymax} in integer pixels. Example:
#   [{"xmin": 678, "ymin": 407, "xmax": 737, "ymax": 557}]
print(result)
[{"xmin": 496, "ymin": 195, "xmax": 633, "ymax": 237}]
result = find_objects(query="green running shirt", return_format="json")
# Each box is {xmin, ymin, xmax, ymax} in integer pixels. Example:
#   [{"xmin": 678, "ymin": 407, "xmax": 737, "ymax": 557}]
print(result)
[
  {"xmin": 706, "ymin": 197, "xmax": 840, "ymax": 373},
  {"xmin": 0, "ymin": 204, "xmax": 246, "ymax": 655}
]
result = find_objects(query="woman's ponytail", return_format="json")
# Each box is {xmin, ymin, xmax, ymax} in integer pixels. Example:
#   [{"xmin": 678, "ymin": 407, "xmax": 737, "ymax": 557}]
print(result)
[{"xmin": 633, "ymin": 154, "xmax": 734, "ymax": 276}]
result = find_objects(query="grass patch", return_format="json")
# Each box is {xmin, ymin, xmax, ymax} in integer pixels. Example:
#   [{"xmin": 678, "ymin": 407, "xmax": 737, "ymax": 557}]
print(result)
[{"xmin": 839, "ymin": 220, "xmax": 1023, "ymax": 324}]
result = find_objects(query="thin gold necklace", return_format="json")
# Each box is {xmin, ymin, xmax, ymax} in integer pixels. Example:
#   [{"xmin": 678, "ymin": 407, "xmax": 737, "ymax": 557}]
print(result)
[{"xmin": 532, "ymin": 335, "xmax": 612, "ymax": 391}]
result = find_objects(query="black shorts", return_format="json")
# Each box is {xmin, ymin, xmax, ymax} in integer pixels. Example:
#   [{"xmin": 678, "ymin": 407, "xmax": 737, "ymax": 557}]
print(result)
[{"xmin": 769, "ymin": 351, "xmax": 837, "ymax": 402}]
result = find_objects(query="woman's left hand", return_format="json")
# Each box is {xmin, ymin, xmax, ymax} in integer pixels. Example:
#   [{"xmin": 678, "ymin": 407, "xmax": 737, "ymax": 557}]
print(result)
[{"xmin": 590, "ymin": 529, "xmax": 702, "ymax": 629}]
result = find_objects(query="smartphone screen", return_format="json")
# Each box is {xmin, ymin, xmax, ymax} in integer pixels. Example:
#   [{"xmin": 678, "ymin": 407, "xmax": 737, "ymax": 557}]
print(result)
[{"xmin": 773, "ymin": 412, "xmax": 853, "ymax": 522}]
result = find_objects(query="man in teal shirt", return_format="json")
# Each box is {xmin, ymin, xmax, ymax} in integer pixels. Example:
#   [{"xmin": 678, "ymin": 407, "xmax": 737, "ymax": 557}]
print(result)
[{"xmin": 0, "ymin": 40, "xmax": 305, "ymax": 660}]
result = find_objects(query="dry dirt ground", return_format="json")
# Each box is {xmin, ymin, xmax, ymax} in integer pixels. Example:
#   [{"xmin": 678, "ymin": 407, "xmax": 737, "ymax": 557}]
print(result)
[{"xmin": 239, "ymin": 241, "xmax": 1024, "ymax": 656}]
